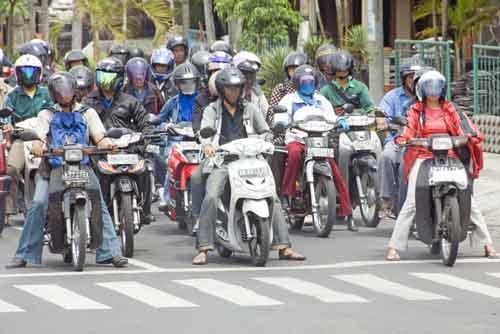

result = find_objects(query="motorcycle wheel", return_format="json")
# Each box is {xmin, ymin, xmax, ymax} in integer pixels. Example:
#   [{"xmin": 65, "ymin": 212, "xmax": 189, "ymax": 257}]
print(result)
[
  {"xmin": 288, "ymin": 216, "xmax": 305, "ymax": 231},
  {"xmin": 71, "ymin": 205, "xmax": 87, "ymax": 272},
  {"xmin": 312, "ymin": 176, "xmax": 336, "ymax": 238},
  {"xmin": 119, "ymin": 193, "xmax": 135, "ymax": 258},
  {"xmin": 359, "ymin": 171, "xmax": 381, "ymax": 228},
  {"xmin": 216, "ymin": 244, "xmax": 232, "ymax": 258},
  {"xmin": 430, "ymin": 241, "xmax": 441, "ymax": 255},
  {"xmin": 441, "ymin": 195, "xmax": 461, "ymax": 267},
  {"xmin": 249, "ymin": 217, "xmax": 270, "ymax": 267},
  {"xmin": 0, "ymin": 198, "xmax": 5, "ymax": 236}
]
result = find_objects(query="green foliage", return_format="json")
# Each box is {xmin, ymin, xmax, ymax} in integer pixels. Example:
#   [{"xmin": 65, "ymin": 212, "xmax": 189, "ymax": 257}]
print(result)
[
  {"xmin": 259, "ymin": 46, "xmax": 293, "ymax": 98},
  {"xmin": 214, "ymin": 0, "xmax": 301, "ymax": 52},
  {"xmin": 49, "ymin": 22, "xmax": 65, "ymax": 61},
  {"xmin": 130, "ymin": 0, "xmax": 172, "ymax": 46},
  {"xmin": 343, "ymin": 25, "xmax": 369, "ymax": 66},
  {"xmin": 304, "ymin": 35, "xmax": 334, "ymax": 64}
]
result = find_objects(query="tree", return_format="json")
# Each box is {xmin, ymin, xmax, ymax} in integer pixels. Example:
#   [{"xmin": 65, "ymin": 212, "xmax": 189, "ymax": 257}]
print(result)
[
  {"xmin": 40, "ymin": 0, "xmax": 49, "ymax": 40},
  {"xmin": 0, "ymin": 0, "xmax": 27, "ymax": 56},
  {"xmin": 214, "ymin": 0, "xmax": 301, "ymax": 51},
  {"xmin": 203, "ymin": 0, "xmax": 216, "ymax": 45},
  {"xmin": 441, "ymin": 0, "xmax": 448, "ymax": 40}
]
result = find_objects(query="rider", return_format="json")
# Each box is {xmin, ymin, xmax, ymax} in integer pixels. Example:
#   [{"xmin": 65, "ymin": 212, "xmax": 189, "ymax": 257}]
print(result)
[
  {"xmin": 319, "ymin": 50, "xmax": 374, "ymax": 112},
  {"xmin": 150, "ymin": 48, "xmax": 176, "ymax": 101},
  {"xmin": 5, "ymin": 72, "xmax": 128, "ymax": 268},
  {"xmin": 69, "ymin": 65, "xmax": 95, "ymax": 102},
  {"xmin": 124, "ymin": 57, "xmax": 164, "ymax": 114},
  {"xmin": 233, "ymin": 51, "xmax": 268, "ymax": 116},
  {"xmin": 190, "ymin": 50, "xmax": 211, "ymax": 90},
  {"xmin": 192, "ymin": 67, "xmax": 305, "ymax": 265},
  {"xmin": 277, "ymin": 64, "xmax": 356, "ymax": 231},
  {"xmin": 209, "ymin": 40, "xmax": 234, "ymax": 56},
  {"xmin": 166, "ymin": 36, "xmax": 189, "ymax": 66},
  {"xmin": 129, "ymin": 47, "xmax": 145, "ymax": 60},
  {"xmin": 109, "ymin": 44, "xmax": 131, "ymax": 66},
  {"xmin": 82, "ymin": 57, "xmax": 155, "ymax": 224},
  {"xmin": 2, "ymin": 55, "xmax": 54, "ymax": 219},
  {"xmin": 386, "ymin": 70, "xmax": 497, "ymax": 261},
  {"xmin": 377, "ymin": 64, "xmax": 421, "ymax": 219},
  {"xmin": 18, "ymin": 42, "xmax": 53, "ymax": 83},
  {"xmin": 64, "ymin": 49, "xmax": 89, "ymax": 71},
  {"xmin": 315, "ymin": 44, "xmax": 337, "ymax": 88}
]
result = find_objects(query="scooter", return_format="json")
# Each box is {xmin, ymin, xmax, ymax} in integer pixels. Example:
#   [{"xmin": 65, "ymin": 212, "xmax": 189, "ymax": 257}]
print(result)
[
  {"xmin": 164, "ymin": 122, "xmax": 201, "ymax": 233},
  {"xmin": 337, "ymin": 104, "xmax": 383, "ymax": 227},
  {"xmin": 199, "ymin": 128, "xmax": 275, "ymax": 267}
]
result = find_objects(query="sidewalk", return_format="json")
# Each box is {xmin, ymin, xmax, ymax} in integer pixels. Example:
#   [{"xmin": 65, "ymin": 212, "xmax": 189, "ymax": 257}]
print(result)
[{"xmin": 476, "ymin": 153, "xmax": 500, "ymax": 234}]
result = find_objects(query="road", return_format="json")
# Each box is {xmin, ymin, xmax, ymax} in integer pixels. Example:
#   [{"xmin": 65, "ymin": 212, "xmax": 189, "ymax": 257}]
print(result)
[{"xmin": 0, "ymin": 154, "xmax": 499, "ymax": 334}]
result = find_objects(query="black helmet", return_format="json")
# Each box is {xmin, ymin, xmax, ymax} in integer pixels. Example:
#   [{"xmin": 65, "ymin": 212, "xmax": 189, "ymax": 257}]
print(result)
[
  {"xmin": 108, "ymin": 44, "xmax": 130, "ymax": 65},
  {"xmin": 129, "ymin": 47, "xmax": 145, "ymax": 59},
  {"xmin": 215, "ymin": 67, "xmax": 246, "ymax": 97},
  {"xmin": 64, "ymin": 50, "xmax": 89, "ymax": 70},
  {"xmin": 283, "ymin": 51, "xmax": 308, "ymax": 78},
  {"xmin": 399, "ymin": 64, "xmax": 423, "ymax": 86},
  {"xmin": 173, "ymin": 63, "xmax": 199, "ymax": 95},
  {"xmin": 48, "ymin": 72, "xmax": 78, "ymax": 108},
  {"xmin": 328, "ymin": 50, "xmax": 354, "ymax": 75},
  {"xmin": 315, "ymin": 44, "xmax": 337, "ymax": 70},
  {"xmin": 69, "ymin": 65, "xmax": 94, "ymax": 90},
  {"xmin": 292, "ymin": 64, "xmax": 316, "ymax": 88},
  {"xmin": 167, "ymin": 36, "xmax": 189, "ymax": 52},
  {"xmin": 95, "ymin": 57, "xmax": 125, "ymax": 92},
  {"xmin": 190, "ymin": 50, "xmax": 211, "ymax": 76},
  {"xmin": 209, "ymin": 40, "xmax": 233, "ymax": 55},
  {"xmin": 19, "ymin": 42, "xmax": 49, "ymax": 66}
]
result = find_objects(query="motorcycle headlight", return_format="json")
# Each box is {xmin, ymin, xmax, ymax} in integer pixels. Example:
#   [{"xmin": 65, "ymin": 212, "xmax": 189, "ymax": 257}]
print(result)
[{"xmin": 64, "ymin": 149, "xmax": 83, "ymax": 162}]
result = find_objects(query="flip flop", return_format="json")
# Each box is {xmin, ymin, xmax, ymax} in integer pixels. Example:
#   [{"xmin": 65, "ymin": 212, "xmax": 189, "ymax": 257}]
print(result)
[
  {"xmin": 386, "ymin": 249, "xmax": 400, "ymax": 261},
  {"xmin": 192, "ymin": 251, "xmax": 208, "ymax": 265},
  {"xmin": 279, "ymin": 248, "xmax": 306, "ymax": 261},
  {"xmin": 485, "ymin": 246, "xmax": 498, "ymax": 259}
]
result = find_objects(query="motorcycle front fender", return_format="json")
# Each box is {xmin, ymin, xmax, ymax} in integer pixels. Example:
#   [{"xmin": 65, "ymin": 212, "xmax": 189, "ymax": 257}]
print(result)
[
  {"xmin": 63, "ymin": 189, "xmax": 89, "ymax": 219},
  {"xmin": 305, "ymin": 159, "xmax": 331, "ymax": 182},
  {"xmin": 242, "ymin": 199, "xmax": 270, "ymax": 218},
  {"xmin": 114, "ymin": 176, "xmax": 136, "ymax": 193}
]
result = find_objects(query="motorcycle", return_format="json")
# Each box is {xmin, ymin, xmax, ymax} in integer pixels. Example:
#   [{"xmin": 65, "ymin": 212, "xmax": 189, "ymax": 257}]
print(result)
[
  {"xmin": 200, "ymin": 128, "xmax": 275, "ymax": 266},
  {"xmin": 0, "ymin": 123, "xmax": 10, "ymax": 235},
  {"xmin": 272, "ymin": 106, "xmax": 338, "ymax": 238},
  {"xmin": 337, "ymin": 104, "xmax": 383, "ymax": 227},
  {"xmin": 406, "ymin": 134, "xmax": 472, "ymax": 267},
  {"xmin": 164, "ymin": 122, "xmax": 200, "ymax": 233}
]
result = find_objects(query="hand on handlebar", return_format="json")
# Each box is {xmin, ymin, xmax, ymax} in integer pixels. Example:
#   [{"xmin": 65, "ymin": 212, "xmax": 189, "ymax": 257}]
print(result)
[
  {"xmin": 336, "ymin": 118, "xmax": 350, "ymax": 132},
  {"xmin": 203, "ymin": 144, "xmax": 216, "ymax": 158},
  {"xmin": 2, "ymin": 124, "xmax": 13, "ymax": 133},
  {"xmin": 31, "ymin": 141, "xmax": 44, "ymax": 157}
]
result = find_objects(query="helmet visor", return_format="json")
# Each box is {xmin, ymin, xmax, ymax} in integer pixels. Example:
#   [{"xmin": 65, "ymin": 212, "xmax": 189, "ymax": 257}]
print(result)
[
  {"xmin": 17, "ymin": 66, "xmax": 41, "ymax": 86},
  {"xmin": 96, "ymin": 70, "xmax": 119, "ymax": 91},
  {"xmin": 178, "ymin": 79, "xmax": 197, "ymax": 95},
  {"xmin": 420, "ymin": 78, "xmax": 445, "ymax": 98}
]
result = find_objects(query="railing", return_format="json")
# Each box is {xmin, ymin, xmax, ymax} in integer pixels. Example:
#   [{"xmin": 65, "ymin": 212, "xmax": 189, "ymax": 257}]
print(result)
[{"xmin": 473, "ymin": 44, "xmax": 500, "ymax": 115}]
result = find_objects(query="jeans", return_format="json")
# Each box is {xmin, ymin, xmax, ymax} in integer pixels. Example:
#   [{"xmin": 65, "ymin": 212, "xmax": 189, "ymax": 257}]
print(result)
[
  {"xmin": 6, "ymin": 140, "xmax": 25, "ymax": 215},
  {"xmin": 190, "ymin": 166, "xmax": 205, "ymax": 218},
  {"xmin": 196, "ymin": 166, "xmax": 291, "ymax": 251},
  {"xmin": 14, "ymin": 174, "xmax": 122, "ymax": 264},
  {"xmin": 377, "ymin": 141, "xmax": 404, "ymax": 203}
]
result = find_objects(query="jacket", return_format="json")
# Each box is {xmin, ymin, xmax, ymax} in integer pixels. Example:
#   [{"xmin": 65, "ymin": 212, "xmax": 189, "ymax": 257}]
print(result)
[
  {"xmin": 3, "ymin": 86, "xmax": 54, "ymax": 122},
  {"xmin": 124, "ymin": 82, "xmax": 164, "ymax": 115}
]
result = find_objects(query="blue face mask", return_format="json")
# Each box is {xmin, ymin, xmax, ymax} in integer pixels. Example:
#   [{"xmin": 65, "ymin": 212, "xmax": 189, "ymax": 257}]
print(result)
[{"xmin": 299, "ymin": 81, "xmax": 315, "ymax": 96}]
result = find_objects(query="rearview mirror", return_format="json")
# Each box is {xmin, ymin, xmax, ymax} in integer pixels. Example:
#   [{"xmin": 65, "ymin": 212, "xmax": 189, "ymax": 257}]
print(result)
[
  {"xmin": 18, "ymin": 129, "xmax": 40, "ymax": 142},
  {"xmin": 342, "ymin": 103, "xmax": 355, "ymax": 114},
  {"xmin": 271, "ymin": 105, "xmax": 288, "ymax": 114},
  {"xmin": 0, "ymin": 107, "xmax": 13, "ymax": 118},
  {"xmin": 105, "ymin": 127, "xmax": 131, "ymax": 139},
  {"xmin": 199, "ymin": 127, "xmax": 217, "ymax": 139}
]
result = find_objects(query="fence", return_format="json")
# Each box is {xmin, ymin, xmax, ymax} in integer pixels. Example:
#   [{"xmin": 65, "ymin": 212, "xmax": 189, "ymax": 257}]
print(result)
[
  {"xmin": 393, "ymin": 39, "xmax": 453, "ymax": 99},
  {"xmin": 473, "ymin": 44, "xmax": 500, "ymax": 115}
]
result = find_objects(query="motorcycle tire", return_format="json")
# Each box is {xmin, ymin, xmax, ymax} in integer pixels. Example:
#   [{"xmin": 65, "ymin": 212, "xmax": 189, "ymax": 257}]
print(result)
[
  {"xmin": 216, "ymin": 244, "xmax": 232, "ymax": 258},
  {"xmin": 249, "ymin": 217, "xmax": 271, "ymax": 267},
  {"xmin": 72, "ymin": 205, "xmax": 87, "ymax": 272},
  {"xmin": 359, "ymin": 171, "xmax": 381, "ymax": 228},
  {"xmin": 441, "ymin": 195, "xmax": 461, "ymax": 267},
  {"xmin": 119, "ymin": 193, "xmax": 135, "ymax": 258},
  {"xmin": 0, "ymin": 197, "xmax": 5, "ymax": 236},
  {"xmin": 289, "ymin": 216, "xmax": 305, "ymax": 231},
  {"xmin": 312, "ymin": 176, "xmax": 336, "ymax": 238}
]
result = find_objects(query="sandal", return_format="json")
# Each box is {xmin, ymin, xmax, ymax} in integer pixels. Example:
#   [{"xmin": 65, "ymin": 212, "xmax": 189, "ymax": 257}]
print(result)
[
  {"xmin": 386, "ymin": 248, "xmax": 400, "ymax": 261},
  {"xmin": 192, "ymin": 251, "xmax": 208, "ymax": 265},
  {"xmin": 485, "ymin": 245, "xmax": 498, "ymax": 259},
  {"xmin": 279, "ymin": 248, "xmax": 306, "ymax": 261}
]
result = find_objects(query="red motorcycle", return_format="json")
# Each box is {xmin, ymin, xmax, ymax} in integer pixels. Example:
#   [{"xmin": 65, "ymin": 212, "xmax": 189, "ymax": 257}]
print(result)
[{"xmin": 165, "ymin": 122, "xmax": 201, "ymax": 233}]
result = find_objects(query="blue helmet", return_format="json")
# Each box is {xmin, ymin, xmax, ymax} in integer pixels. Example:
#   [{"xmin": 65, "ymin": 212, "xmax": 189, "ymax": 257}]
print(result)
[{"xmin": 150, "ymin": 47, "xmax": 175, "ymax": 82}]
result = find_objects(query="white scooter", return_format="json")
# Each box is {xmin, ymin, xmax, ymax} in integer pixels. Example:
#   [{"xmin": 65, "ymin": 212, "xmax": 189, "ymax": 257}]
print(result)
[{"xmin": 200, "ymin": 128, "xmax": 275, "ymax": 267}]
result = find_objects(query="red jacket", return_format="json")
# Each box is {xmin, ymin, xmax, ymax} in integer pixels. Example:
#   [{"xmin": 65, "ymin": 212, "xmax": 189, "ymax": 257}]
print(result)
[{"xmin": 395, "ymin": 100, "xmax": 484, "ymax": 179}]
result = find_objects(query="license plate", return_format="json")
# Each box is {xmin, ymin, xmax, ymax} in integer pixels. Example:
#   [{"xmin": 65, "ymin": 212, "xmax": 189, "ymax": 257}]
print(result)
[
  {"xmin": 353, "ymin": 141, "xmax": 374, "ymax": 151},
  {"xmin": 177, "ymin": 141, "xmax": 200, "ymax": 150},
  {"xmin": 307, "ymin": 147, "xmax": 334, "ymax": 158},
  {"xmin": 107, "ymin": 154, "xmax": 139, "ymax": 165},
  {"xmin": 145, "ymin": 145, "xmax": 160, "ymax": 154},
  {"xmin": 429, "ymin": 166, "xmax": 468, "ymax": 189}
]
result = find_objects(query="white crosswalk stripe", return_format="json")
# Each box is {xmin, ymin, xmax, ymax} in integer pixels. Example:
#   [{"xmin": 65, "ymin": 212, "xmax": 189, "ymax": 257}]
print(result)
[
  {"xmin": 97, "ymin": 281, "xmax": 198, "ymax": 308},
  {"xmin": 333, "ymin": 274, "xmax": 450, "ymax": 301},
  {"xmin": 15, "ymin": 284, "xmax": 111, "ymax": 310},
  {"xmin": 412, "ymin": 273, "xmax": 500, "ymax": 298},
  {"xmin": 0, "ymin": 299, "xmax": 24, "ymax": 313},
  {"xmin": 174, "ymin": 278, "xmax": 283, "ymax": 306},
  {"xmin": 254, "ymin": 276, "xmax": 369, "ymax": 303}
]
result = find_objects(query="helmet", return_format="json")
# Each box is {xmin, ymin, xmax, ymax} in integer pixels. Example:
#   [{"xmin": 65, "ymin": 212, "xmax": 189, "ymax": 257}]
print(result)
[
  {"xmin": 19, "ymin": 42, "xmax": 48, "ymax": 66},
  {"xmin": 129, "ymin": 47, "xmax": 145, "ymax": 59},
  {"xmin": 233, "ymin": 51, "xmax": 261, "ymax": 74},
  {"xmin": 64, "ymin": 50, "xmax": 89, "ymax": 70},
  {"xmin": 108, "ymin": 44, "xmax": 130, "ymax": 65},
  {"xmin": 95, "ymin": 57, "xmax": 125, "ymax": 92},
  {"xmin": 150, "ymin": 48, "xmax": 175, "ymax": 81},
  {"xmin": 215, "ymin": 67, "xmax": 246, "ymax": 98},
  {"xmin": 399, "ymin": 64, "xmax": 422, "ymax": 86},
  {"xmin": 14, "ymin": 54, "xmax": 43, "ymax": 87},
  {"xmin": 48, "ymin": 72, "xmax": 78, "ymax": 108},
  {"xmin": 166, "ymin": 36, "xmax": 189, "ymax": 53},
  {"xmin": 69, "ymin": 65, "xmax": 94, "ymax": 90},
  {"xmin": 328, "ymin": 50, "xmax": 354, "ymax": 75},
  {"xmin": 207, "ymin": 51, "xmax": 232, "ymax": 72},
  {"xmin": 190, "ymin": 50, "xmax": 211, "ymax": 76},
  {"xmin": 29, "ymin": 39, "xmax": 53, "ymax": 62},
  {"xmin": 126, "ymin": 57, "xmax": 149, "ymax": 83},
  {"xmin": 412, "ymin": 66, "xmax": 434, "ymax": 96},
  {"xmin": 173, "ymin": 63, "xmax": 199, "ymax": 95},
  {"xmin": 315, "ymin": 44, "xmax": 337, "ymax": 71},
  {"xmin": 208, "ymin": 70, "xmax": 220, "ymax": 97},
  {"xmin": 416, "ymin": 70, "xmax": 447, "ymax": 102},
  {"xmin": 283, "ymin": 51, "xmax": 308, "ymax": 78},
  {"xmin": 292, "ymin": 64, "xmax": 316, "ymax": 89},
  {"xmin": 209, "ymin": 40, "xmax": 233, "ymax": 55}
]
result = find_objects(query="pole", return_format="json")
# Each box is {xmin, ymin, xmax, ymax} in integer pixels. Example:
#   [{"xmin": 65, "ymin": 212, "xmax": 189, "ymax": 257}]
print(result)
[{"xmin": 366, "ymin": 0, "xmax": 384, "ymax": 104}]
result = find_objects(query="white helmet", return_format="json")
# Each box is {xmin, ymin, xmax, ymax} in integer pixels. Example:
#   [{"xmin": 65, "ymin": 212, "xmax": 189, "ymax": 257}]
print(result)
[
  {"xmin": 233, "ymin": 51, "xmax": 261, "ymax": 73},
  {"xmin": 15, "ymin": 54, "xmax": 43, "ymax": 87},
  {"xmin": 15, "ymin": 54, "xmax": 43, "ymax": 69}
]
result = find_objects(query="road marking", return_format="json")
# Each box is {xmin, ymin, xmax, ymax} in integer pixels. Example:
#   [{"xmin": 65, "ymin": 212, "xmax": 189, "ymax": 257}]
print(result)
[
  {"xmin": 127, "ymin": 258, "xmax": 165, "ymax": 271},
  {"xmin": 413, "ymin": 273, "xmax": 500, "ymax": 298},
  {"xmin": 0, "ymin": 299, "xmax": 24, "ymax": 312},
  {"xmin": 97, "ymin": 281, "xmax": 198, "ymax": 308},
  {"xmin": 15, "ymin": 284, "xmax": 111, "ymax": 310},
  {"xmin": 254, "ymin": 277, "xmax": 368, "ymax": 303},
  {"xmin": 174, "ymin": 278, "xmax": 283, "ymax": 306},
  {"xmin": 334, "ymin": 274, "xmax": 450, "ymax": 301}
]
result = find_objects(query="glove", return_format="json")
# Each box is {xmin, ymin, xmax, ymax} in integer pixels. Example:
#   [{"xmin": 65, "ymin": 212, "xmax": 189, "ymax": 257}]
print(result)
[{"xmin": 336, "ymin": 118, "xmax": 350, "ymax": 132}]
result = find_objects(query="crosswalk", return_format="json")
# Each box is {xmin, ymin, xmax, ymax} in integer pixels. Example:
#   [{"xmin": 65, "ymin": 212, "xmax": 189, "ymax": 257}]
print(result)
[{"xmin": 2, "ymin": 272, "xmax": 500, "ymax": 312}]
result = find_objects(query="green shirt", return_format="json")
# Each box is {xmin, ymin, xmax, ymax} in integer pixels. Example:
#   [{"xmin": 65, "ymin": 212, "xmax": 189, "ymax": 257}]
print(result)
[
  {"xmin": 320, "ymin": 78, "xmax": 375, "ymax": 113},
  {"xmin": 3, "ymin": 86, "xmax": 54, "ymax": 123}
]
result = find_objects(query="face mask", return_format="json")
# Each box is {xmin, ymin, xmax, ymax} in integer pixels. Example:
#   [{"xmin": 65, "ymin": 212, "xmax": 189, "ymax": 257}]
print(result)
[
  {"xmin": 299, "ymin": 81, "xmax": 315, "ymax": 96},
  {"xmin": 179, "ymin": 80, "xmax": 197, "ymax": 95}
]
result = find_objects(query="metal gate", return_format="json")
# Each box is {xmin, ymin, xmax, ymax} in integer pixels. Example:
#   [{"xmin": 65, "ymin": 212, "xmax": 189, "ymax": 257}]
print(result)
[{"xmin": 473, "ymin": 44, "xmax": 500, "ymax": 115}]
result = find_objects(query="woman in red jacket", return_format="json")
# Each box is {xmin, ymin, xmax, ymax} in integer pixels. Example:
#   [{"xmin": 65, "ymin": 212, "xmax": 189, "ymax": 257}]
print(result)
[{"xmin": 386, "ymin": 70, "xmax": 496, "ymax": 261}]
